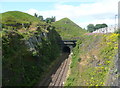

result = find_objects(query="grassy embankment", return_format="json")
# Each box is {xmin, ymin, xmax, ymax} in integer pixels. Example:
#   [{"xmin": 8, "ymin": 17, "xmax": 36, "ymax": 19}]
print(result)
[
  {"xmin": 52, "ymin": 18, "xmax": 87, "ymax": 40},
  {"xmin": 1, "ymin": 11, "xmax": 61, "ymax": 86},
  {"xmin": 65, "ymin": 33, "xmax": 119, "ymax": 86}
]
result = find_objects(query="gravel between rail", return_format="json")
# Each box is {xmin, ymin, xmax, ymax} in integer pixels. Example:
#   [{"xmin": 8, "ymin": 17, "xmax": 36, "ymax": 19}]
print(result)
[{"xmin": 35, "ymin": 52, "xmax": 71, "ymax": 87}]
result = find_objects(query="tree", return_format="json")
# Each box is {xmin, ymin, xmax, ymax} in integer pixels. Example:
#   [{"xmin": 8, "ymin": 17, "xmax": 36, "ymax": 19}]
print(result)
[
  {"xmin": 95, "ymin": 24, "xmax": 102, "ymax": 30},
  {"xmin": 101, "ymin": 23, "xmax": 108, "ymax": 28},
  {"xmin": 95, "ymin": 23, "xmax": 108, "ymax": 30},
  {"xmin": 53, "ymin": 16, "xmax": 56, "ymax": 22},
  {"xmin": 38, "ymin": 16, "xmax": 43, "ymax": 21},
  {"xmin": 87, "ymin": 23, "xmax": 108, "ymax": 32},
  {"xmin": 45, "ymin": 16, "xmax": 56, "ymax": 23},
  {"xmin": 87, "ymin": 24, "xmax": 95, "ymax": 32},
  {"xmin": 51, "ymin": 16, "xmax": 56, "ymax": 22},
  {"xmin": 34, "ymin": 13, "xmax": 38, "ymax": 17},
  {"xmin": 45, "ymin": 18, "xmax": 52, "ymax": 23}
]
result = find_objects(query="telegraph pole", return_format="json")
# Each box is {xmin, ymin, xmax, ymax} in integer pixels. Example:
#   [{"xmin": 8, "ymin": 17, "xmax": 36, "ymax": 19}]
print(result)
[{"xmin": 115, "ymin": 14, "xmax": 118, "ymax": 31}]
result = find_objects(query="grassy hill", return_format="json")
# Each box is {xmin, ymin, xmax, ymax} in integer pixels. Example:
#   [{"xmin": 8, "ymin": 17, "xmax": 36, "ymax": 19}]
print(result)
[
  {"xmin": 0, "ymin": 11, "xmax": 40, "ymax": 24},
  {"xmin": 0, "ymin": 11, "xmax": 47, "ymax": 30},
  {"xmin": 52, "ymin": 18, "xmax": 87, "ymax": 40}
]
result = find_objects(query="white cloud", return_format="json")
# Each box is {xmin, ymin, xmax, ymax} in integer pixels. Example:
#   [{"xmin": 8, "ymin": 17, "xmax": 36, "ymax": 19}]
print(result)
[{"xmin": 26, "ymin": 0, "xmax": 119, "ymax": 28}]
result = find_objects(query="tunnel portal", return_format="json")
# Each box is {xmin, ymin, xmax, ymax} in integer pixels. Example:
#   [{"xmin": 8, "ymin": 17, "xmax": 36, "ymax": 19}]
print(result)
[
  {"xmin": 59, "ymin": 40, "xmax": 77, "ymax": 53},
  {"xmin": 62, "ymin": 46, "xmax": 71, "ymax": 53}
]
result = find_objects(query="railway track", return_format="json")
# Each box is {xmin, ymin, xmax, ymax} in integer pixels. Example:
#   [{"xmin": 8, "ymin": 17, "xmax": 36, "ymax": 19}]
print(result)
[
  {"xmin": 36, "ymin": 52, "xmax": 71, "ymax": 87},
  {"xmin": 50, "ymin": 58, "xmax": 68, "ymax": 87}
]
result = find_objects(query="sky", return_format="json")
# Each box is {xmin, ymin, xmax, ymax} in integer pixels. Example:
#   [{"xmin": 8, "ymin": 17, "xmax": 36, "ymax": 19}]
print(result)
[{"xmin": 0, "ymin": 0, "xmax": 119, "ymax": 29}]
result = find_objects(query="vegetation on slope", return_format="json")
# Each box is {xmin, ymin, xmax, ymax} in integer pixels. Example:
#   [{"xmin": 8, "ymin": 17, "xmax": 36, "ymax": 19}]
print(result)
[
  {"xmin": 2, "ymin": 27, "xmax": 61, "ymax": 86},
  {"xmin": 1, "ymin": 11, "xmax": 40, "ymax": 23},
  {"xmin": 2, "ymin": 11, "xmax": 62, "ymax": 86},
  {"xmin": 0, "ymin": 11, "xmax": 46, "ymax": 29},
  {"xmin": 65, "ymin": 33, "xmax": 119, "ymax": 86},
  {"xmin": 52, "ymin": 18, "xmax": 87, "ymax": 40}
]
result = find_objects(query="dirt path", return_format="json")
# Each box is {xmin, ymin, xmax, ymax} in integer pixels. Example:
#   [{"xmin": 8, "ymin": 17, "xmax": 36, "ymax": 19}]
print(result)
[{"xmin": 35, "ymin": 52, "xmax": 71, "ymax": 87}]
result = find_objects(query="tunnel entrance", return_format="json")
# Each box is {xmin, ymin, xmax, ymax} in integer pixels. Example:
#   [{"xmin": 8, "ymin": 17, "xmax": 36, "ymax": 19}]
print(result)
[{"xmin": 62, "ymin": 46, "xmax": 70, "ymax": 53}]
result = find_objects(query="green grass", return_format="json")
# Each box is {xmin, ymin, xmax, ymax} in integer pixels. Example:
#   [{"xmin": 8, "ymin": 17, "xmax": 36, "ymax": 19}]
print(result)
[
  {"xmin": 0, "ymin": 11, "xmax": 46, "ymax": 27},
  {"xmin": 2, "ymin": 27, "xmax": 61, "ymax": 86},
  {"xmin": 1, "ymin": 11, "xmax": 49, "ymax": 32},
  {"xmin": 2, "ymin": 11, "xmax": 62, "ymax": 86},
  {"xmin": 1, "ymin": 11, "xmax": 39, "ymax": 23},
  {"xmin": 65, "ymin": 33, "xmax": 119, "ymax": 86},
  {"xmin": 3, "ymin": 10, "xmax": 118, "ymax": 86},
  {"xmin": 52, "ymin": 18, "xmax": 87, "ymax": 40}
]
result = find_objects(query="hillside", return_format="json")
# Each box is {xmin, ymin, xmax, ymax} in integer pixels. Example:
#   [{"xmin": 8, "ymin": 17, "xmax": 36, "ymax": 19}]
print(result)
[
  {"xmin": 2, "ymin": 11, "xmax": 62, "ymax": 86},
  {"xmin": 65, "ymin": 33, "xmax": 119, "ymax": 86},
  {"xmin": 1, "ymin": 11, "xmax": 40, "ymax": 23},
  {"xmin": 0, "ymin": 11, "xmax": 46, "ymax": 30},
  {"xmin": 52, "ymin": 18, "xmax": 87, "ymax": 40},
  {"xmin": 2, "ymin": 10, "xmax": 119, "ymax": 87}
]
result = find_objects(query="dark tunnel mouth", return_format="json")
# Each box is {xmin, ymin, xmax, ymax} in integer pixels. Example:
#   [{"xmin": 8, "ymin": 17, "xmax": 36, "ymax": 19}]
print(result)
[{"xmin": 62, "ymin": 46, "xmax": 70, "ymax": 53}]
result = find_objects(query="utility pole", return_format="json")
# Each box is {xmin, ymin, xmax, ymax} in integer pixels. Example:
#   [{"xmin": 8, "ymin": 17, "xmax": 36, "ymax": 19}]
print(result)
[
  {"xmin": 118, "ymin": 2, "xmax": 120, "ymax": 30},
  {"xmin": 115, "ymin": 14, "xmax": 118, "ymax": 31}
]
